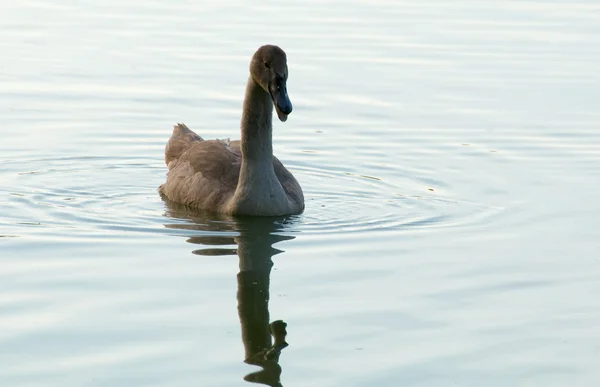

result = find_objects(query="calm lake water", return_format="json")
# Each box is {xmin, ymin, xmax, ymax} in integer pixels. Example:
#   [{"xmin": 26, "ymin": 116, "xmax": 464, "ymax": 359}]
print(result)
[{"xmin": 2, "ymin": 1, "xmax": 600, "ymax": 386}]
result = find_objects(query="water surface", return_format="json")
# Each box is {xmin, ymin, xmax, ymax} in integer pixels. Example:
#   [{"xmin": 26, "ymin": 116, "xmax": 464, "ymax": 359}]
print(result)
[{"xmin": 2, "ymin": 1, "xmax": 600, "ymax": 386}]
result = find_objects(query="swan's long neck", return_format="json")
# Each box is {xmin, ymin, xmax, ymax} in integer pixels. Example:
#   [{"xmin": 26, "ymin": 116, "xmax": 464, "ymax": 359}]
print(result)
[
  {"xmin": 240, "ymin": 76, "xmax": 274, "ymax": 165},
  {"xmin": 232, "ymin": 76, "xmax": 289, "ymax": 215}
]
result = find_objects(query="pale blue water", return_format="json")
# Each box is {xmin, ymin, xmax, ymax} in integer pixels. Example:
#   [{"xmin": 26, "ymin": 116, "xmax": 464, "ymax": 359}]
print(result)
[{"xmin": 2, "ymin": 1, "xmax": 600, "ymax": 386}]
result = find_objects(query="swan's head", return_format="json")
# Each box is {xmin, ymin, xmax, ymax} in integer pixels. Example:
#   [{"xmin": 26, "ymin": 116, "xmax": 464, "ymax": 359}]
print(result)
[{"xmin": 250, "ymin": 44, "xmax": 293, "ymax": 122}]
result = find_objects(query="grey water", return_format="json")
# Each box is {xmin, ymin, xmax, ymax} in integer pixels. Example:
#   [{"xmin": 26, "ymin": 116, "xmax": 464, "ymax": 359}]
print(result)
[{"xmin": 1, "ymin": 0, "xmax": 600, "ymax": 386}]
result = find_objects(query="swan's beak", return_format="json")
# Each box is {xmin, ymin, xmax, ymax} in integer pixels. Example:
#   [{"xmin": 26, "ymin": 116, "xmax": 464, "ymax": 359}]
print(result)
[{"xmin": 270, "ymin": 79, "xmax": 292, "ymax": 122}]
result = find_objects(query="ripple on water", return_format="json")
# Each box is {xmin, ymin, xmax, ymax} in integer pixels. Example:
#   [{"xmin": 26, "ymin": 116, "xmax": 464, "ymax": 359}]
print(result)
[
  {"xmin": 1, "ymin": 150, "xmax": 506, "ymax": 242},
  {"xmin": 288, "ymin": 162, "xmax": 505, "ymax": 236},
  {"xmin": 0, "ymin": 155, "xmax": 168, "ymax": 241}
]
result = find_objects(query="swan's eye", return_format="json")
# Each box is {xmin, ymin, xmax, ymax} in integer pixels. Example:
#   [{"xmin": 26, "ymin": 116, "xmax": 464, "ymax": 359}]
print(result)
[{"xmin": 264, "ymin": 61, "xmax": 270, "ymax": 69}]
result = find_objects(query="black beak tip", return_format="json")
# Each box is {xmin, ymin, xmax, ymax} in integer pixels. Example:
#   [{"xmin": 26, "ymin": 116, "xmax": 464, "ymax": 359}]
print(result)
[{"xmin": 279, "ymin": 103, "xmax": 292, "ymax": 115}]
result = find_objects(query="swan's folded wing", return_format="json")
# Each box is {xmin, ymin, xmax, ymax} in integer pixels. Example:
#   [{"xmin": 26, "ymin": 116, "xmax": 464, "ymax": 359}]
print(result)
[
  {"xmin": 175, "ymin": 140, "xmax": 241, "ymax": 185},
  {"xmin": 165, "ymin": 123, "xmax": 204, "ymax": 167},
  {"xmin": 160, "ymin": 140, "xmax": 242, "ymax": 209}
]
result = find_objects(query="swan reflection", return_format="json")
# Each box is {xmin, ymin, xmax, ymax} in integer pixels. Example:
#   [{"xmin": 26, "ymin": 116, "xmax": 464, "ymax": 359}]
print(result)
[{"xmin": 164, "ymin": 202, "xmax": 297, "ymax": 386}]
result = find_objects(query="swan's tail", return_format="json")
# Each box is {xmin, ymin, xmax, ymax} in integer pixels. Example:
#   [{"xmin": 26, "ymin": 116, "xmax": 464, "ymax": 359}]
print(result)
[{"xmin": 164, "ymin": 123, "xmax": 203, "ymax": 167}]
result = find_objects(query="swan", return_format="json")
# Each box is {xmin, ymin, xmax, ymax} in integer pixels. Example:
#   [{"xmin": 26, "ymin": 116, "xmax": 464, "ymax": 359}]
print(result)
[{"xmin": 158, "ymin": 44, "xmax": 304, "ymax": 216}]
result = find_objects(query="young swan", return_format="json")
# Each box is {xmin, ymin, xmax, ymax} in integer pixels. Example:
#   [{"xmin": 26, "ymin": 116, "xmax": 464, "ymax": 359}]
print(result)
[{"xmin": 158, "ymin": 45, "xmax": 304, "ymax": 216}]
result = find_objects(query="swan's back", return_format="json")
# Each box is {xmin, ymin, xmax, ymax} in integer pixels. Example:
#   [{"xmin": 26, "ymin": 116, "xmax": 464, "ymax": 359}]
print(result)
[
  {"xmin": 159, "ymin": 124, "xmax": 240, "ymax": 210},
  {"xmin": 159, "ymin": 124, "xmax": 303, "ymax": 214}
]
